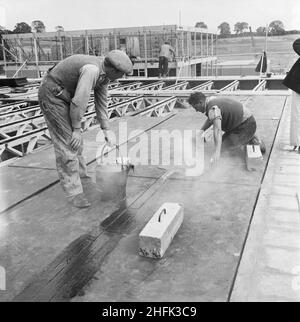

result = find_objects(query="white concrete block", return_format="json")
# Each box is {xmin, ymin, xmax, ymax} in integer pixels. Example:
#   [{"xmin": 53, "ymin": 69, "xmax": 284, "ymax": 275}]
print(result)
[
  {"xmin": 139, "ymin": 203, "xmax": 184, "ymax": 259},
  {"xmin": 246, "ymin": 145, "xmax": 263, "ymax": 171}
]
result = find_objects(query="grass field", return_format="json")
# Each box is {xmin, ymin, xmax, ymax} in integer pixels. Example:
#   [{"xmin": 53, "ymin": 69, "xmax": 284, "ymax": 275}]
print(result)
[{"xmin": 216, "ymin": 34, "xmax": 300, "ymax": 73}]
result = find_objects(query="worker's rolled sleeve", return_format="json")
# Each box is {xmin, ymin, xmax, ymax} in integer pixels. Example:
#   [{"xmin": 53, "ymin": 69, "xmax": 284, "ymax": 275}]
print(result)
[
  {"xmin": 70, "ymin": 64, "xmax": 99, "ymax": 129},
  {"xmin": 94, "ymin": 80, "xmax": 110, "ymax": 130},
  {"xmin": 208, "ymin": 105, "xmax": 222, "ymax": 122}
]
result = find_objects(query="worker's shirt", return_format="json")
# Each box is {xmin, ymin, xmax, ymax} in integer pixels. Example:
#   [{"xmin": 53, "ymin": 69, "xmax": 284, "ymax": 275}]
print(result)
[
  {"xmin": 50, "ymin": 54, "xmax": 110, "ymax": 130},
  {"xmin": 205, "ymin": 96, "xmax": 252, "ymax": 132},
  {"xmin": 159, "ymin": 44, "xmax": 175, "ymax": 60}
]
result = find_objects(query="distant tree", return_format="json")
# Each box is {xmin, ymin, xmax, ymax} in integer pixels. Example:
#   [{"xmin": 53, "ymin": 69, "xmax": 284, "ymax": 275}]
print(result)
[
  {"xmin": 13, "ymin": 22, "xmax": 31, "ymax": 34},
  {"xmin": 55, "ymin": 25, "xmax": 64, "ymax": 32},
  {"xmin": 31, "ymin": 20, "xmax": 45, "ymax": 33},
  {"xmin": 218, "ymin": 22, "xmax": 231, "ymax": 37},
  {"xmin": 234, "ymin": 22, "xmax": 249, "ymax": 34},
  {"xmin": 269, "ymin": 20, "xmax": 285, "ymax": 35},
  {"xmin": 195, "ymin": 21, "xmax": 208, "ymax": 29},
  {"xmin": 0, "ymin": 25, "xmax": 13, "ymax": 34},
  {"xmin": 256, "ymin": 26, "xmax": 267, "ymax": 35},
  {"xmin": 287, "ymin": 29, "xmax": 300, "ymax": 35}
]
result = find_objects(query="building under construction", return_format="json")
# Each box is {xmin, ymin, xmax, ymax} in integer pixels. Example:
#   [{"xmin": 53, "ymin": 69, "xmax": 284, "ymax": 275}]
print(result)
[
  {"xmin": 1, "ymin": 24, "xmax": 218, "ymax": 78},
  {"xmin": 0, "ymin": 23, "xmax": 300, "ymax": 303}
]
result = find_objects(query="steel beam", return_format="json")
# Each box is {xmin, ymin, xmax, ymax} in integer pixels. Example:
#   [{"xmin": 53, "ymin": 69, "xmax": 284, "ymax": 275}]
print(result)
[
  {"xmin": 132, "ymin": 97, "xmax": 177, "ymax": 117},
  {"xmin": 0, "ymin": 101, "xmax": 29, "ymax": 114},
  {"xmin": 134, "ymin": 81, "xmax": 165, "ymax": 91},
  {"xmin": 253, "ymin": 80, "xmax": 267, "ymax": 91},
  {"xmin": 220, "ymin": 80, "xmax": 239, "ymax": 92},
  {"xmin": 113, "ymin": 82, "xmax": 143, "ymax": 91},
  {"xmin": 162, "ymin": 81, "xmax": 189, "ymax": 91},
  {"xmin": 191, "ymin": 81, "xmax": 214, "ymax": 90}
]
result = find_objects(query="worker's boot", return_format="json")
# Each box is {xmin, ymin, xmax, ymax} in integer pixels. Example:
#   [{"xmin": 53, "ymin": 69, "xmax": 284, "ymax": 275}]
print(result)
[
  {"xmin": 248, "ymin": 135, "xmax": 266, "ymax": 155},
  {"xmin": 68, "ymin": 193, "xmax": 91, "ymax": 208},
  {"xmin": 259, "ymin": 139, "xmax": 266, "ymax": 155}
]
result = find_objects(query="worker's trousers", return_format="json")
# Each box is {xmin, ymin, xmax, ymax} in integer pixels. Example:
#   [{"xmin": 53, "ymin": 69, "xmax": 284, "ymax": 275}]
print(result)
[
  {"xmin": 38, "ymin": 76, "xmax": 88, "ymax": 197},
  {"xmin": 290, "ymin": 91, "xmax": 300, "ymax": 147},
  {"xmin": 222, "ymin": 116, "xmax": 257, "ymax": 150},
  {"xmin": 158, "ymin": 56, "xmax": 169, "ymax": 76}
]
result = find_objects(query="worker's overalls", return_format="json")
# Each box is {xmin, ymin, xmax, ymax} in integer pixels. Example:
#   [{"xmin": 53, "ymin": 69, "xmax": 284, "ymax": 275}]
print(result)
[
  {"xmin": 290, "ymin": 91, "xmax": 300, "ymax": 147},
  {"xmin": 38, "ymin": 73, "xmax": 88, "ymax": 197}
]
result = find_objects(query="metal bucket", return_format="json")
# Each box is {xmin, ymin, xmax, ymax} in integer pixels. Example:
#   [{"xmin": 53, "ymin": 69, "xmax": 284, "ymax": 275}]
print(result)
[{"xmin": 95, "ymin": 145, "xmax": 134, "ymax": 202}]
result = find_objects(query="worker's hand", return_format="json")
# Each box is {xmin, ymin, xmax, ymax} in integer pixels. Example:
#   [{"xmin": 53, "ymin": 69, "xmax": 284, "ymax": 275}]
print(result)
[
  {"xmin": 103, "ymin": 129, "xmax": 116, "ymax": 147},
  {"xmin": 210, "ymin": 151, "xmax": 220, "ymax": 166},
  {"xmin": 70, "ymin": 129, "xmax": 82, "ymax": 151}
]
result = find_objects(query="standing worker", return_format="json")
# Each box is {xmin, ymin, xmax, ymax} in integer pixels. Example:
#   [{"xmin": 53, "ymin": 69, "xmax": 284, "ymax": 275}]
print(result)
[
  {"xmin": 188, "ymin": 92, "xmax": 266, "ymax": 164},
  {"xmin": 283, "ymin": 38, "xmax": 300, "ymax": 152},
  {"xmin": 38, "ymin": 50, "xmax": 133, "ymax": 208},
  {"xmin": 158, "ymin": 41, "xmax": 175, "ymax": 78}
]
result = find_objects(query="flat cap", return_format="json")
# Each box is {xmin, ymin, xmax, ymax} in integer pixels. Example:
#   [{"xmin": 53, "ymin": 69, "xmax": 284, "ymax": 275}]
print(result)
[
  {"xmin": 106, "ymin": 50, "xmax": 133, "ymax": 74},
  {"xmin": 293, "ymin": 38, "xmax": 300, "ymax": 55}
]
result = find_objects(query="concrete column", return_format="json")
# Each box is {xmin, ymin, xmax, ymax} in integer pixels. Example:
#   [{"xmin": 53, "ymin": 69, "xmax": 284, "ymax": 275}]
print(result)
[
  {"xmin": 175, "ymin": 37, "xmax": 179, "ymax": 58},
  {"xmin": 206, "ymin": 33, "xmax": 209, "ymax": 57},
  {"xmin": 70, "ymin": 36, "xmax": 73, "ymax": 55},
  {"xmin": 58, "ymin": 32, "xmax": 63, "ymax": 60},
  {"xmin": 181, "ymin": 31, "xmax": 184, "ymax": 58},
  {"xmin": 85, "ymin": 31, "xmax": 89, "ymax": 54},
  {"xmin": 144, "ymin": 33, "xmax": 148, "ymax": 77},
  {"xmin": 186, "ymin": 32, "xmax": 189, "ymax": 58},
  {"xmin": 1, "ymin": 38, "xmax": 6, "ymax": 73},
  {"xmin": 200, "ymin": 33, "xmax": 203, "ymax": 57},
  {"xmin": 33, "ymin": 34, "xmax": 40, "ymax": 78},
  {"xmin": 114, "ymin": 35, "xmax": 117, "ymax": 49},
  {"xmin": 99, "ymin": 37, "xmax": 102, "ymax": 55},
  {"xmin": 194, "ymin": 31, "xmax": 196, "ymax": 57}
]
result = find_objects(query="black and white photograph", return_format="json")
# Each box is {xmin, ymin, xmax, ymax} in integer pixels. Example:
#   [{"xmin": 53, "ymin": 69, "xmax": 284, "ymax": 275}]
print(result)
[{"xmin": 0, "ymin": 0, "xmax": 299, "ymax": 308}]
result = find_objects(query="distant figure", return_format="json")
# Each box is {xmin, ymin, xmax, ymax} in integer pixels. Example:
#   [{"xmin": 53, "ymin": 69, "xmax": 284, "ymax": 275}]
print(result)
[
  {"xmin": 38, "ymin": 51, "xmax": 133, "ymax": 208},
  {"xmin": 188, "ymin": 92, "xmax": 266, "ymax": 165},
  {"xmin": 283, "ymin": 38, "xmax": 300, "ymax": 152},
  {"xmin": 158, "ymin": 41, "xmax": 175, "ymax": 78}
]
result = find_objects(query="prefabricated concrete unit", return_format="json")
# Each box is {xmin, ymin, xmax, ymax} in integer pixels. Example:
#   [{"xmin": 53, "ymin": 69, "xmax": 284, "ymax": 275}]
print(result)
[{"xmin": 139, "ymin": 203, "xmax": 184, "ymax": 259}]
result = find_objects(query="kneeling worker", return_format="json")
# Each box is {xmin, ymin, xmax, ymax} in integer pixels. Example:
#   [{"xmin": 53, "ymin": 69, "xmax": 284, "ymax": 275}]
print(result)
[
  {"xmin": 38, "ymin": 50, "xmax": 133, "ymax": 208},
  {"xmin": 188, "ymin": 92, "xmax": 266, "ymax": 164}
]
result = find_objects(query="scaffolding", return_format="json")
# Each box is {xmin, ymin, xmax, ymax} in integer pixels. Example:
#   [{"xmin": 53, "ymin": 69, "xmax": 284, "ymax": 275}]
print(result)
[{"xmin": 1, "ymin": 25, "xmax": 218, "ymax": 78}]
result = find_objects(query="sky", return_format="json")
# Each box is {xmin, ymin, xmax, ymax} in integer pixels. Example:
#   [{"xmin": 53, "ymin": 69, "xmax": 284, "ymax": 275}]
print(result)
[{"xmin": 0, "ymin": 0, "xmax": 299, "ymax": 33}]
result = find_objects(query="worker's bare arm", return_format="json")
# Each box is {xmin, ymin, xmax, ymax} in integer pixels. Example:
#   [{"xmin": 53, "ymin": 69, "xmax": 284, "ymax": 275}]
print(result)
[
  {"xmin": 94, "ymin": 82, "xmax": 115, "ymax": 147},
  {"xmin": 70, "ymin": 64, "xmax": 99, "ymax": 130},
  {"xmin": 201, "ymin": 118, "xmax": 212, "ymax": 132},
  {"xmin": 211, "ymin": 118, "xmax": 222, "ymax": 165}
]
